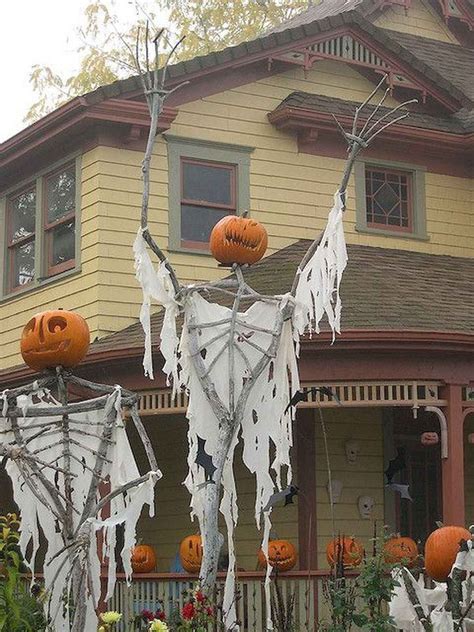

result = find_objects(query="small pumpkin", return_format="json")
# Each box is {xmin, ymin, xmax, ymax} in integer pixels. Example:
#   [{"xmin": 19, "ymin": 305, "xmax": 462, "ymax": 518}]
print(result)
[
  {"xmin": 383, "ymin": 536, "xmax": 418, "ymax": 567},
  {"xmin": 179, "ymin": 534, "xmax": 203, "ymax": 574},
  {"xmin": 421, "ymin": 432, "xmax": 439, "ymax": 446},
  {"xmin": 326, "ymin": 536, "xmax": 364, "ymax": 569},
  {"xmin": 257, "ymin": 539, "xmax": 297, "ymax": 572},
  {"xmin": 425, "ymin": 526, "xmax": 472, "ymax": 582},
  {"xmin": 210, "ymin": 215, "xmax": 268, "ymax": 266},
  {"xmin": 21, "ymin": 309, "xmax": 90, "ymax": 371},
  {"xmin": 131, "ymin": 544, "xmax": 157, "ymax": 573}
]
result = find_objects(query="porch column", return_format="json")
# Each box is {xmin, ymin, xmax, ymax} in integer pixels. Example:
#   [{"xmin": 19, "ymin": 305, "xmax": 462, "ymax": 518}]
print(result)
[
  {"xmin": 442, "ymin": 383, "xmax": 465, "ymax": 526},
  {"xmin": 296, "ymin": 408, "xmax": 317, "ymax": 569}
]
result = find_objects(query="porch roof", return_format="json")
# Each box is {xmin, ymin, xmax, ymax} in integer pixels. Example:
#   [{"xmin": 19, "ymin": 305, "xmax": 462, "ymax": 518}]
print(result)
[{"xmin": 90, "ymin": 243, "xmax": 474, "ymax": 356}]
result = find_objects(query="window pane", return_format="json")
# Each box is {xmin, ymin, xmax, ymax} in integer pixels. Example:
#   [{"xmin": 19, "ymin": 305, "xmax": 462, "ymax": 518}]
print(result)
[
  {"xmin": 9, "ymin": 189, "xmax": 36, "ymax": 242},
  {"xmin": 49, "ymin": 220, "xmax": 75, "ymax": 267},
  {"xmin": 47, "ymin": 167, "xmax": 76, "ymax": 223},
  {"xmin": 11, "ymin": 241, "xmax": 35, "ymax": 287},
  {"xmin": 182, "ymin": 161, "xmax": 233, "ymax": 206},
  {"xmin": 366, "ymin": 168, "xmax": 412, "ymax": 230},
  {"xmin": 181, "ymin": 205, "xmax": 231, "ymax": 243}
]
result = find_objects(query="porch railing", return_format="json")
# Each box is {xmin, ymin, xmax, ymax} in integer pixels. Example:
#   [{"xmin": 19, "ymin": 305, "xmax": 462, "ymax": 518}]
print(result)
[{"xmin": 107, "ymin": 570, "xmax": 355, "ymax": 631}]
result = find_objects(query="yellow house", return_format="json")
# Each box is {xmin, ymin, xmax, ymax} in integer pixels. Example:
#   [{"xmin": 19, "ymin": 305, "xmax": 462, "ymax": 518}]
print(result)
[{"xmin": 0, "ymin": 0, "xmax": 473, "ymax": 626}]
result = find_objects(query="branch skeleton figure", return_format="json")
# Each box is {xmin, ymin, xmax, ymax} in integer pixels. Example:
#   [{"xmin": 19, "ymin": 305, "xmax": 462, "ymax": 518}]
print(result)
[{"xmin": 133, "ymin": 29, "xmax": 416, "ymax": 631}]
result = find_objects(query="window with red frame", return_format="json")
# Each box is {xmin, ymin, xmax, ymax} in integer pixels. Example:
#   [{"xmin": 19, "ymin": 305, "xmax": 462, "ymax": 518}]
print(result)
[
  {"xmin": 180, "ymin": 158, "xmax": 236, "ymax": 248},
  {"xmin": 7, "ymin": 187, "xmax": 36, "ymax": 290},
  {"xmin": 365, "ymin": 167, "xmax": 413, "ymax": 232},
  {"xmin": 44, "ymin": 165, "xmax": 76, "ymax": 275}
]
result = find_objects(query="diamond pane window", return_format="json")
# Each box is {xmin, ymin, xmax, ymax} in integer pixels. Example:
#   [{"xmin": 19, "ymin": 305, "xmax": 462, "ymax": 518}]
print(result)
[{"xmin": 365, "ymin": 167, "xmax": 413, "ymax": 232}]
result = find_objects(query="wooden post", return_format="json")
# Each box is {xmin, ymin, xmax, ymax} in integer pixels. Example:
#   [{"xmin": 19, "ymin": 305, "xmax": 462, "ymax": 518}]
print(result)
[
  {"xmin": 441, "ymin": 383, "xmax": 465, "ymax": 526},
  {"xmin": 297, "ymin": 408, "xmax": 317, "ymax": 570}
]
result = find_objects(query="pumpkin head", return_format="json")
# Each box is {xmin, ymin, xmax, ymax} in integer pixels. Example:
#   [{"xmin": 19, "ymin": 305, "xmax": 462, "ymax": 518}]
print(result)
[
  {"xmin": 326, "ymin": 536, "xmax": 364, "ymax": 569},
  {"xmin": 21, "ymin": 309, "xmax": 90, "ymax": 371},
  {"xmin": 131, "ymin": 544, "xmax": 157, "ymax": 573},
  {"xmin": 179, "ymin": 534, "xmax": 203, "ymax": 574},
  {"xmin": 210, "ymin": 215, "xmax": 268, "ymax": 266},
  {"xmin": 383, "ymin": 536, "xmax": 418, "ymax": 567},
  {"xmin": 257, "ymin": 539, "xmax": 297, "ymax": 572},
  {"xmin": 421, "ymin": 432, "xmax": 439, "ymax": 446},
  {"xmin": 425, "ymin": 526, "xmax": 472, "ymax": 582}
]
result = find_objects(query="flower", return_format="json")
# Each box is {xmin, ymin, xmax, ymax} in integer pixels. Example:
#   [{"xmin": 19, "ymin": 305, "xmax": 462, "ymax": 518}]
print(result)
[
  {"xmin": 141, "ymin": 609, "xmax": 155, "ymax": 622},
  {"xmin": 155, "ymin": 609, "xmax": 166, "ymax": 620},
  {"xmin": 195, "ymin": 590, "xmax": 206, "ymax": 603},
  {"xmin": 149, "ymin": 620, "xmax": 169, "ymax": 632},
  {"xmin": 100, "ymin": 611, "xmax": 122, "ymax": 625},
  {"xmin": 181, "ymin": 602, "xmax": 196, "ymax": 620},
  {"xmin": 206, "ymin": 606, "xmax": 214, "ymax": 617}
]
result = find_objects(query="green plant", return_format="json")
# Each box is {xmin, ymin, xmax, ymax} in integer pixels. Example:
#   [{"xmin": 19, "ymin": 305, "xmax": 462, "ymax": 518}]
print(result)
[
  {"xmin": 270, "ymin": 574, "xmax": 297, "ymax": 632},
  {"xmin": 0, "ymin": 512, "xmax": 47, "ymax": 632}
]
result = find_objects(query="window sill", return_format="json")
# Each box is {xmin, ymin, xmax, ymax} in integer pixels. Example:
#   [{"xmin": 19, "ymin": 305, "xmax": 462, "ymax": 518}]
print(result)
[
  {"xmin": 355, "ymin": 225, "xmax": 430, "ymax": 242},
  {"xmin": 169, "ymin": 243, "xmax": 214, "ymax": 256},
  {"xmin": 1, "ymin": 266, "xmax": 82, "ymax": 305}
]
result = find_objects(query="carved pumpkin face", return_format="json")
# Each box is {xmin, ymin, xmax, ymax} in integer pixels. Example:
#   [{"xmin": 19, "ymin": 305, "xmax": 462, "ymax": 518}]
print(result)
[
  {"xmin": 326, "ymin": 536, "xmax": 364, "ymax": 569},
  {"xmin": 258, "ymin": 539, "xmax": 297, "ymax": 572},
  {"xmin": 179, "ymin": 534, "xmax": 203, "ymax": 574},
  {"xmin": 421, "ymin": 432, "xmax": 439, "ymax": 446},
  {"xmin": 210, "ymin": 215, "xmax": 268, "ymax": 265},
  {"xmin": 21, "ymin": 310, "xmax": 90, "ymax": 371},
  {"xmin": 131, "ymin": 544, "xmax": 157, "ymax": 573},
  {"xmin": 383, "ymin": 536, "xmax": 418, "ymax": 568},
  {"xmin": 425, "ymin": 526, "xmax": 472, "ymax": 582}
]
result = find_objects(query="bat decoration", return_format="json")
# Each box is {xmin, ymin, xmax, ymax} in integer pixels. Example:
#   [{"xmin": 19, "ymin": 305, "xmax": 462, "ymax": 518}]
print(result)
[
  {"xmin": 263, "ymin": 485, "xmax": 299, "ymax": 511},
  {"xmin": 284, "ymin": 386, "xmax": 341, "ymax": 414},
  {"xmin": 385, "ymin": 482, "xmax": 413, "ymax": 501},
  {"xmin": 385, "ymin": 447, "xmax": 406, "ymax": 484},
  {"xmin": 195, "ymin": 435, "xmax": 217, "ymax": 483}
]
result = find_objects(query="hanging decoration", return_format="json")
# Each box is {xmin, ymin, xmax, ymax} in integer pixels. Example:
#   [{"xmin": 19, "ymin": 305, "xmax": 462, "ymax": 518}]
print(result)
[
  {"xmin": 131, "ymin": 27, "xmax": 416, "ymax": 629},
  {"xmin": 0, "ymin": 312, "xmax": 161, "ymax": 632}
]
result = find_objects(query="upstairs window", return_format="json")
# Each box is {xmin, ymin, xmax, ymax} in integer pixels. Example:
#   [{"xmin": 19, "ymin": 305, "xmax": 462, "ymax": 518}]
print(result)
[
  {"xmin": 365, "ymin": 167, "xmax": 413, "ymax": 232},
  {"xmin": 181, "ymin": 158, "xmax": 236, "ymax": 248},
  {"xmin": 167, "ymin": 136, "xmax": 253, "ymax": 253},
  {"xmin": 2, "ymin": 156, "xmax": 79, "ymax": 297}
]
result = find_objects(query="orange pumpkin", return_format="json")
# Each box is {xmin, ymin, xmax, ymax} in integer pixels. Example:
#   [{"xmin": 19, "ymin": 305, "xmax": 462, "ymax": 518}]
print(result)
[
  {"xmin": 326, "ymin": 536, "xmax": 364, "ymax": 569},
  {"xmin": 383, "ymin": 536, "xmax": 418, "ymax": 567},
  {"xmin": 425, "ymin": 526, "xmax": 472, "ymax": 582},
  {"xmin": 257, "ymin": 539, "xmax": 297, "ymax": 572},
  {"xmin": 179, "ymin": 534, "xmax": 203, "ymax": 574},
  {"xmin": 210, "ymin": 215, "xmax": 268, "ymax": 265},
  {"xmin": 131, "ymin": 544, "xmax": 157, "ymax": 573},
  {"xmin": 21, "ymin": 309, "xmax": 90, "ymax": 371}
]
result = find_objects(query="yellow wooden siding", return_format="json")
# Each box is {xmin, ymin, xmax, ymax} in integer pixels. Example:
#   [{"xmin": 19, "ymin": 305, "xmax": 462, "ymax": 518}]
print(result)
[
  {"xmin": 1, "ymin": 59, "xmax": 472, "ymax": 367},
  {"xmin": 0, "ymin": 148, "xmax": 103, "ymax": 369},
  {"xmin": 313, "ymin": 408, "xmax": 385, "ymax": 567},
  {"xmin": 464, "ymin": 413, "xmax": 474, "ymax": 524},
  {"xmin": 133, "ymin": 415, "xmax": 298, "ymax": 572},
  {"xmin": 373, "ymin": 0, "xmax": 459, "ymax": 43}
]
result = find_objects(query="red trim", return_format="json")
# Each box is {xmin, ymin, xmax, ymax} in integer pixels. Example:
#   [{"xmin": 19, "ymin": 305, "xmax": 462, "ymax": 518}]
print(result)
[{"xmin": 441, "ymin": 383, "xmax": 465, "ymax": 525}]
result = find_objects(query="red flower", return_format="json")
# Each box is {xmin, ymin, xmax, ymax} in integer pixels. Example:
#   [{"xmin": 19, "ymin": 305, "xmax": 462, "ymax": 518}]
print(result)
[
  {"xmin": 141, "ymin": 609, "xmax": 154, "ymax": 622},
  {"xmin": 206, "ymin": 606, "xmax": 214, "ymax": 617},
  {"xmin": 195, "ymin": 591, "xmax": 206, "ymax": 603},
  {"xmin": 182, "ymin": 602, "xmax": 196, "ymax": 620},
  {"xmin": 155, "ymin": 610, "xmax": 166, "ymax": 621}
]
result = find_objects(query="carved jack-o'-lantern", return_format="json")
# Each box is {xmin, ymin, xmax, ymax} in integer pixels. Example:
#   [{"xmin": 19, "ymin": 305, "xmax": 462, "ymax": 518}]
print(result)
[
  {"xmin": 210, "ymin": 215, "xmax": 268, "ymax": 265},
  {"xmin": 326, "ymin": 536, "xmax": 364, "ymax": 569},
  {"xmin": 258, "ymin": 539, "xmax": 297, "ymax": 572},
  {"xmin": 131, "ymin": 544, "xmax": 157, "ymax": 573},
  {"xmin": 383, "ymin": 536, "xmax": 418, "ymax": 568},
  {"xmin": 179, "ymin": 534, "xmax": 203, "ymax": 574},
  {"xmin": 421, "ymin": 432, "xmax": 439, "ymax": 446},
  {"xmin": 20, "ymin": 309, "xmax": 90, "ymax": 371}
]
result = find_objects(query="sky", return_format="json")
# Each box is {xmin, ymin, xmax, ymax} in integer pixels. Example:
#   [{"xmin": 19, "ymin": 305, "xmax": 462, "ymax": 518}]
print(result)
[{"xmin": 0, "ymin": 0, "xmax": 147, "ymax": 143}]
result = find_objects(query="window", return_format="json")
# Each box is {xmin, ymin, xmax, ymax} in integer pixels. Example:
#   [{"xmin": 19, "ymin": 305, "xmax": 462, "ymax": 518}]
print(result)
[
  {"xmin": 1, "ymin": 156, "xmax": 80, "ymax": 297},
  {"xmin": 354, "ymin": 160, "xmax": 427, "ymax": 240},
  {"xmin": 167, "ymin": 136, "xmax": 253, "ymax": 252}
]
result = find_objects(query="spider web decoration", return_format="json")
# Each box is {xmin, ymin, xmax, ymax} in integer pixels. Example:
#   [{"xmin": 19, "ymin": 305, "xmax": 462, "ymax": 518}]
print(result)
[{"xmin": 0, "ymin": 374, "xmax": 160, "ymax": 632}]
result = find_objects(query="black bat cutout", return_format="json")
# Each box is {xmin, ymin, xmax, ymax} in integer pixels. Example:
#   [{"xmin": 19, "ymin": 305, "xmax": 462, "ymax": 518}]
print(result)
[
  {"xmin": 195, "ymin": 435, "xmax": 217, "ymax": 483},
  {"xmin": 385, "ymin": 447, "xmax": 406, "ymax": 484},
  {"xmin": 284, "ymin": 386, "xmax": 341, "ymax": 414},
  {"xmin": 263, "ymin": 485, "xmax": 299, "ymax": 512}
]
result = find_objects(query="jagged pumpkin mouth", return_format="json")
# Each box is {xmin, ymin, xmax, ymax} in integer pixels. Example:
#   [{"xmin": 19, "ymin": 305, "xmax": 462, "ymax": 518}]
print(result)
[
  {"xmin": 223, "ymin": 228, "xmax": 264, "ymax": 250},
  {"xmin": 23, "ymin": 340, "xmax": 71, "ymax": 354}
]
